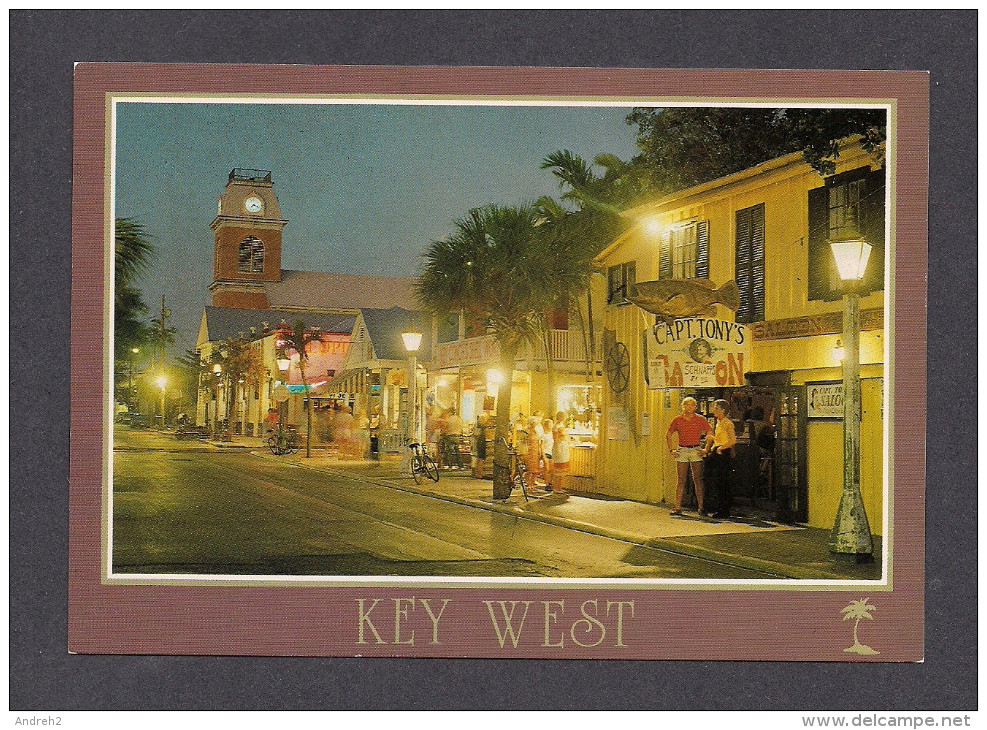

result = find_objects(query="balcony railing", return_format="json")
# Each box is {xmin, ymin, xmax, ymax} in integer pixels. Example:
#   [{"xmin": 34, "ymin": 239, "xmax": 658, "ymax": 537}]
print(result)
[
  {"xmin": 432, "ymin": 329, "xmax": 601, "ymax": 370},
  {"xmin": 520, "ymin": 328, "xmax": 594, "ymax": 363}
]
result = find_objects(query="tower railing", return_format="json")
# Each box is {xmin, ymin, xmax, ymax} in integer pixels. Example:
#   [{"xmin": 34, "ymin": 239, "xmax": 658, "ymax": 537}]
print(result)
[{"xmin": 229, "ymin": 168, "xmax": 272, "ymax": 183}]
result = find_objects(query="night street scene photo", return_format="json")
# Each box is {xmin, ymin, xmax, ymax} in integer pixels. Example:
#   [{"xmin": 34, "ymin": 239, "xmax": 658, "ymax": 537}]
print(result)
[{"xmin": 110, "ymin": 98, "xmax": 888, "ymax": 583}]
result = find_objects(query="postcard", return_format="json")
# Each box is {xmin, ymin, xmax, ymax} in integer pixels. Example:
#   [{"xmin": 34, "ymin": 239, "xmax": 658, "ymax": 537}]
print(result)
[{"xmin": 69, "ymin": 64, "xmax": 928, "ymax": 660}]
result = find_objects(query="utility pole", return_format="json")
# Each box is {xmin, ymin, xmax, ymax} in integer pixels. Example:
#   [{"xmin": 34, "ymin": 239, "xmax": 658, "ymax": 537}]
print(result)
[{"xmin": 158, "ymin": 295, "xmax": 171, "ymax": 427}]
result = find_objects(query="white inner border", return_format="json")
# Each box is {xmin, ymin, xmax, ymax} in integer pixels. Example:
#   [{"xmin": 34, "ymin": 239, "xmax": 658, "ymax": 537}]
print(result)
[{"xmin": 106, "ymin": 94, "xmax": 893, "ymax": 589}]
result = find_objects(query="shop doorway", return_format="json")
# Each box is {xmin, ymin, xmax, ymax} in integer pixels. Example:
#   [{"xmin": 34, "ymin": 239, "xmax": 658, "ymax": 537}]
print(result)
[{"xmin": 738, "ymin": 375, "xmax": 808, "ymax": 524}]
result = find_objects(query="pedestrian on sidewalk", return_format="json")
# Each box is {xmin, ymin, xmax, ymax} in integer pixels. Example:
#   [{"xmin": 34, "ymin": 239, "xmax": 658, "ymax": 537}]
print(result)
[
  {"xmin": 472, "ymin": 413, "xmax": 488, "ymax": 478},
  {"xmin": 438, "ymin": 407, "xmax": 463, "ymax": 468},
  {"xmin": 523, "ymin": 416, "xmax": 543, "ymax": 490},
  {"xmin": 703, "ymin": 399, "xmax": 738, "ymax": 518},
  {"xmin": 540, "ymin": 417, "xmax": 554, "ymax": 490},
  {"xmin": 666, "ymin": 396, "xmax": 713, "ymax": 516},
  {"xmin": 551, "ymin": 413, "xmax": 571, "ymax": 493}
]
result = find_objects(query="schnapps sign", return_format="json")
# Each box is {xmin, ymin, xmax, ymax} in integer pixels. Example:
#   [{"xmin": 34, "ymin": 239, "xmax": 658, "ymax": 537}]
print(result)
[{"xmin": 645, "ymin": 317, "xmax": 750, "ymax": 388}]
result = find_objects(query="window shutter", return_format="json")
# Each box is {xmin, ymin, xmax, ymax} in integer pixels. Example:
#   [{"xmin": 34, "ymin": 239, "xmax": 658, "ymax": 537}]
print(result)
[
  {"xmin": 862, "ymin": 167, "xmax": 886, "ymax": 294},
  {"xmin": 695, "ymin": 220, "xmax": 709, "ymax": 279},
  {"xmin": 751, "ymin": 204, "xmax": 765, "ymax": 321},
  {"xmin": 659, "ymin": 232, "xmax": 672, "ymax": 280},
  {"xmin": 735, "ymin": 208, "xmax": 752, "ymax": 321},
  {"xmin": 735, "ymin": 204, "xmax": 765, "ymax": 323},
  {"xmin": 807, "ymin": 185, "xmax": 837, "ymax": 301}
]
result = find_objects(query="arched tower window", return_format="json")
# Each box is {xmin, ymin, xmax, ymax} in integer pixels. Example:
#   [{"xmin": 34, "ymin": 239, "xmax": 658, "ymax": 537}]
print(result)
[{"xmin": 237, "ymin": 236, "xmax": 265, "ymax": 273}]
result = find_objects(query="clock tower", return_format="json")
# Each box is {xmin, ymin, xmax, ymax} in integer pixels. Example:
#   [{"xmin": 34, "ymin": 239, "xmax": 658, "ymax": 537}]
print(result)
[{"xmin": 209, "ymin": 168, "xmax": 287, "ymax": 308}]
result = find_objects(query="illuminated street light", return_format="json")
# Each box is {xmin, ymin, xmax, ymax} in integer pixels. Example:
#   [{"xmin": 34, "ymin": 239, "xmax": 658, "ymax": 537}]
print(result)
[
  {"xmin": 402, "ymin": 330, "xmax": 423, "ymax": 445},
  {"xmin": 156, "ymin": 374, "xmax": 167, "ymax": 430},
  {"xmin": 828, "ymin": 237, "xmax": 874, "ymax": 560}
]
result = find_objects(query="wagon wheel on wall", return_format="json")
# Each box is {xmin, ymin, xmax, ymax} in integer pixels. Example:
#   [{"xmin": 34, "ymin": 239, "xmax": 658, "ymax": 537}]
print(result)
[{"xmin": 605, "ymin": 341, "xmax": 630, "ymax": 394}]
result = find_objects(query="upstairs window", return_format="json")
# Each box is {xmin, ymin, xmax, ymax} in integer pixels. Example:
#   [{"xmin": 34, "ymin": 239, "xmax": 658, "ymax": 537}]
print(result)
[
  {"xmin": 607, "ymin": 261, "xmax": 636, "ymax": 305},
  {"xmin": 238, "ymin": 236, "xmax": 265, "ymax": 273},
  {"xmin": 660, "ymin": 220, "xmax": 709, "ymax": 279},
  {"xmin": 808, "ymin": 166, "xmax": 885, "ymax": 301},
  {"xmin": 437, "ymin": 312, "xmax": 460, "ymax": 343}
]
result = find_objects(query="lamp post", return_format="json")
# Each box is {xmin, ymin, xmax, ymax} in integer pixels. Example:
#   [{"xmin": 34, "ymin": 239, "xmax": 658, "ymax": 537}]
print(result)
[
  {"xmin": 402, "ymin": 330, "xmax": 423, "ymax": 445},
  {"xmin": 156, "ymin": 374, "xmax": 167, "ymax": 430},
  {"xmin": 828, "ymin": 237, "xmax": 874, "ymax": 560},
  {"xmin": 129, "ymin": 347, "xmax": 140, "ymax": 409},
  {"xmin": 276, "ymin": 353, "xmax": 291, "ymax": 432},
  {"xmin": 212, "ymin": 363, "xmax": 222, "ymax": 434}
]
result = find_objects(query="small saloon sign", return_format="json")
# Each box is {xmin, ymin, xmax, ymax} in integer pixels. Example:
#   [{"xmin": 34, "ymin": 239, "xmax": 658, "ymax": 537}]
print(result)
[
  {"xmin": 807, "ymin": 382, "xmax": 844, "ymax": 419},
  {"xmin": 647, "ymin": 317, "xmax": 750, "ymax": 388}
]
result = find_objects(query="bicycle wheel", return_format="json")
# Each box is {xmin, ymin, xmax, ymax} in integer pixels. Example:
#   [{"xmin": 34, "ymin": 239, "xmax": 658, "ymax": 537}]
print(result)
[
  {"xmin": 514, "ymin": 463, "xmax": 529, "ymax": 501},
  {"xmin": 268, "ymin": 437, "xmax": 281, "ymax": 455},
  {"xmin": 422, "ymin": 453, "xmax": 439, "ymax": 482},
  {"xmin": 411, "ymin": 454, "xmax": 424, "ymax": 484},
  {"xmin": 285, "ymin": 438, "xmax": 298, "ymax": 455}
]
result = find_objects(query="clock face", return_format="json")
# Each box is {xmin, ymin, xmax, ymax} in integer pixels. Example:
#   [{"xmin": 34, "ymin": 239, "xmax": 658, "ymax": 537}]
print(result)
[{"xmin": 244, "ymin": 196, "xmax": 264, "ymax": 214}]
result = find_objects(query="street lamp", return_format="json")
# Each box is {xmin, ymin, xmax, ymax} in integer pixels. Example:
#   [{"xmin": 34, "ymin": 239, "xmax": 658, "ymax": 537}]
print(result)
[
  {"xmin": 276, "ymin": 354, "xmax": 291, "ymax": 431},
  {"xmin": 402, "ymin": 330, "xmax": 423, "ymax": 445},
  {"xmin": 212, "ymin": 363, "xmax": 222, "ymax": 432},
  {"xmin": 828, "ymin": 236, "xmax": 874, "ymax": 560},
  {"xmin": 129, "ymin": 347, "xmax": 140, "ymax": 409},
  {"xmin": 156, "ymin": 374, "xmax": 167, "ymax": 430}
]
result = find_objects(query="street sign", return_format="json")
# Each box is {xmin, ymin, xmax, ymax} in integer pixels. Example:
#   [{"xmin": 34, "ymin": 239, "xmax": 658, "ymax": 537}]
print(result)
[{"xmin": 273, "ymin": 385, "xmax": 290, "ymax": 403}]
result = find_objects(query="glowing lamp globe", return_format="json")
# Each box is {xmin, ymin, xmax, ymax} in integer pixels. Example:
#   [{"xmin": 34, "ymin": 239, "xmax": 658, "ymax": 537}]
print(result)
[
  {"xmin": 829, "ymin": 238, "xmax": 872, "ymax": 281},
  {"xmin": 402, "ymin": 331, "xmax": 423, "ymax": 353}
]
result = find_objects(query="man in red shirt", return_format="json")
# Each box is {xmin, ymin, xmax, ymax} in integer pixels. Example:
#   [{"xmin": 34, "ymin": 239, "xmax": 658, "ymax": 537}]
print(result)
[{"xmin": 666, "ymin": 396, "xmax": 713, "ymax": 516}]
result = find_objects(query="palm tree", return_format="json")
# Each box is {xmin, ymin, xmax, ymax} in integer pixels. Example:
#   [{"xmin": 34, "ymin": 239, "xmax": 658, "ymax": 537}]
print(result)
[
  {"xmin": 538, "ymin": 151, "xmax": 647, "ymax": 381},
  {"xmin": 113, "ymin": 218, "xmax": 155, "ymax": 361},
  {"xmin": 115, "ymin": 218, "xmax": 154, "ymax": 286},
  {"xmin": 418, "ymin": 204, "xmax": 552, "ymax": 499},
  {"xmin": 841, "ymin": 598, "xmax": 879, "ymax": 655}
]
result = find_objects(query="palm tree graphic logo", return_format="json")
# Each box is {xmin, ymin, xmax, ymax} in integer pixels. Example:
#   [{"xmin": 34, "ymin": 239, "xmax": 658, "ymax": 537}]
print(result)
[{"xmin": 841, "ymin": 598, "xmax": 880, "ymax": 655}]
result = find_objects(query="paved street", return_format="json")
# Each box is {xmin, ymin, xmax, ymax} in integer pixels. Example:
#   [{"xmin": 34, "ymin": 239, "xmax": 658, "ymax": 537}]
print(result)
[{"xmin": 113, "ymin": 429, "xmax": 778, "ymax": 579}]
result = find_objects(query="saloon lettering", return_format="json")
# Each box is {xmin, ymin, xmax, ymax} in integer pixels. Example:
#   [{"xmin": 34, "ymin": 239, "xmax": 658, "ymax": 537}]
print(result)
[{"xmin": 649, "ymin": 317, "xmax": 750, "ymax": 388}]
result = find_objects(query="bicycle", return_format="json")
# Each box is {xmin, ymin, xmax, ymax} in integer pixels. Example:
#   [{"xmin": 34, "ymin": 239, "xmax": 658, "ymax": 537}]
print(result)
[
  {"xmin": 500, "ymin": 437, "xmax": 529, "ymax": 501},
  {"xmin": 439, "ymin": 433, "xmax": 466, "ymax": 470},
  {"xmin": 408, "ymin": 442, "xmax": 439, "ymax": 484},
  {"xmin": 267, "ymin": 426, "xmax": 299, "ymax": 456}
]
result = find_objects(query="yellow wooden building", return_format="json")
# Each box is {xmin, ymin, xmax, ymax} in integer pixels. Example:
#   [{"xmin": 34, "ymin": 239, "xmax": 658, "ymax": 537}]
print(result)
[{"xmin": 592, "ymin": 141, "xmax": 887, "ymax": 535}]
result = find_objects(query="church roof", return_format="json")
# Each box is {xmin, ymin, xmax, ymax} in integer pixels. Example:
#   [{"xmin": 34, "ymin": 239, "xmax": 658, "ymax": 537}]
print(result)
[
  {"xmin": 265, "ymin": 270, "xmax": 419, "ymax": 311},
  {"xmin": 199, "ymin": 306, "xmax": 355, "ymax": 345},
  {"xmin": 359, "ymin": 306, "xmax": 432, "ymax": 361}
]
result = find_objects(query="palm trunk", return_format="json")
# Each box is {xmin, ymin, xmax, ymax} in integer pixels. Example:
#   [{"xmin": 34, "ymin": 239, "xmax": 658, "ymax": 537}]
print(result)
[
  {"xmin": 492, "ymin": 340, "xmax": 518, "ymax": 500},
  {"xmin": 543, "ymin": 320, "xmax": 556, "ymax": 417},
  {"xmin": 576, "ymin": 296, "xmax": 591, "ymax": 381},
  {"xmin": 299, "ymin": 359, "xmax": 311, "ymax": 458},
  {"xmin": 586, "ymin": 288, "xmax": 595, "ymax": 378}
]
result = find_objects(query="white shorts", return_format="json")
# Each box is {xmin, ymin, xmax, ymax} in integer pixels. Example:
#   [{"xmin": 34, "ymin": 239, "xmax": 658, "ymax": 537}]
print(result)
[{"xmin": 675, "ymin": 446, "xmax": 704, "ymax": 463}]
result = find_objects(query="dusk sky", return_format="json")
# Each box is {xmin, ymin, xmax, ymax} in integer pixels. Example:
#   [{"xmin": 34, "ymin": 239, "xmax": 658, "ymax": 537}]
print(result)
[{"xmin": 114, "ymin": 101, "xmax": 641, "ymax": 353}]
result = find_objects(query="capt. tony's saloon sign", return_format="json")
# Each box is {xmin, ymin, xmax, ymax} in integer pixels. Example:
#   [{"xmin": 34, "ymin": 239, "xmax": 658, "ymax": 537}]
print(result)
[{"xmin": 645, "ymin": 316, "xmax": 750, "ymax": 388}]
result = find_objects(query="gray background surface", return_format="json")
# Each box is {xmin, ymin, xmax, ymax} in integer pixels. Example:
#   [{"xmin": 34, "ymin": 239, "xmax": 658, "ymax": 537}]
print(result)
[{"xmin": 10, "ymin": 9, "xmax": 975, "ymax": 711}]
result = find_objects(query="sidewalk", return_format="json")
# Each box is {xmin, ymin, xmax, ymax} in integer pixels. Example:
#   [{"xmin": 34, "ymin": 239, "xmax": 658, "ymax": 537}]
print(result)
[{"xmin": 254, "ymin": 443, "xmax": 882, "ymax": 582}]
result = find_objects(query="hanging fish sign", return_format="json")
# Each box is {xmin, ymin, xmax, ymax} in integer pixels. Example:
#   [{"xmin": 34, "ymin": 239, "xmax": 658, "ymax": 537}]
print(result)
[{"xmin": 627, "ymin": 278, "xmax": 741, "ymax": 327}]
